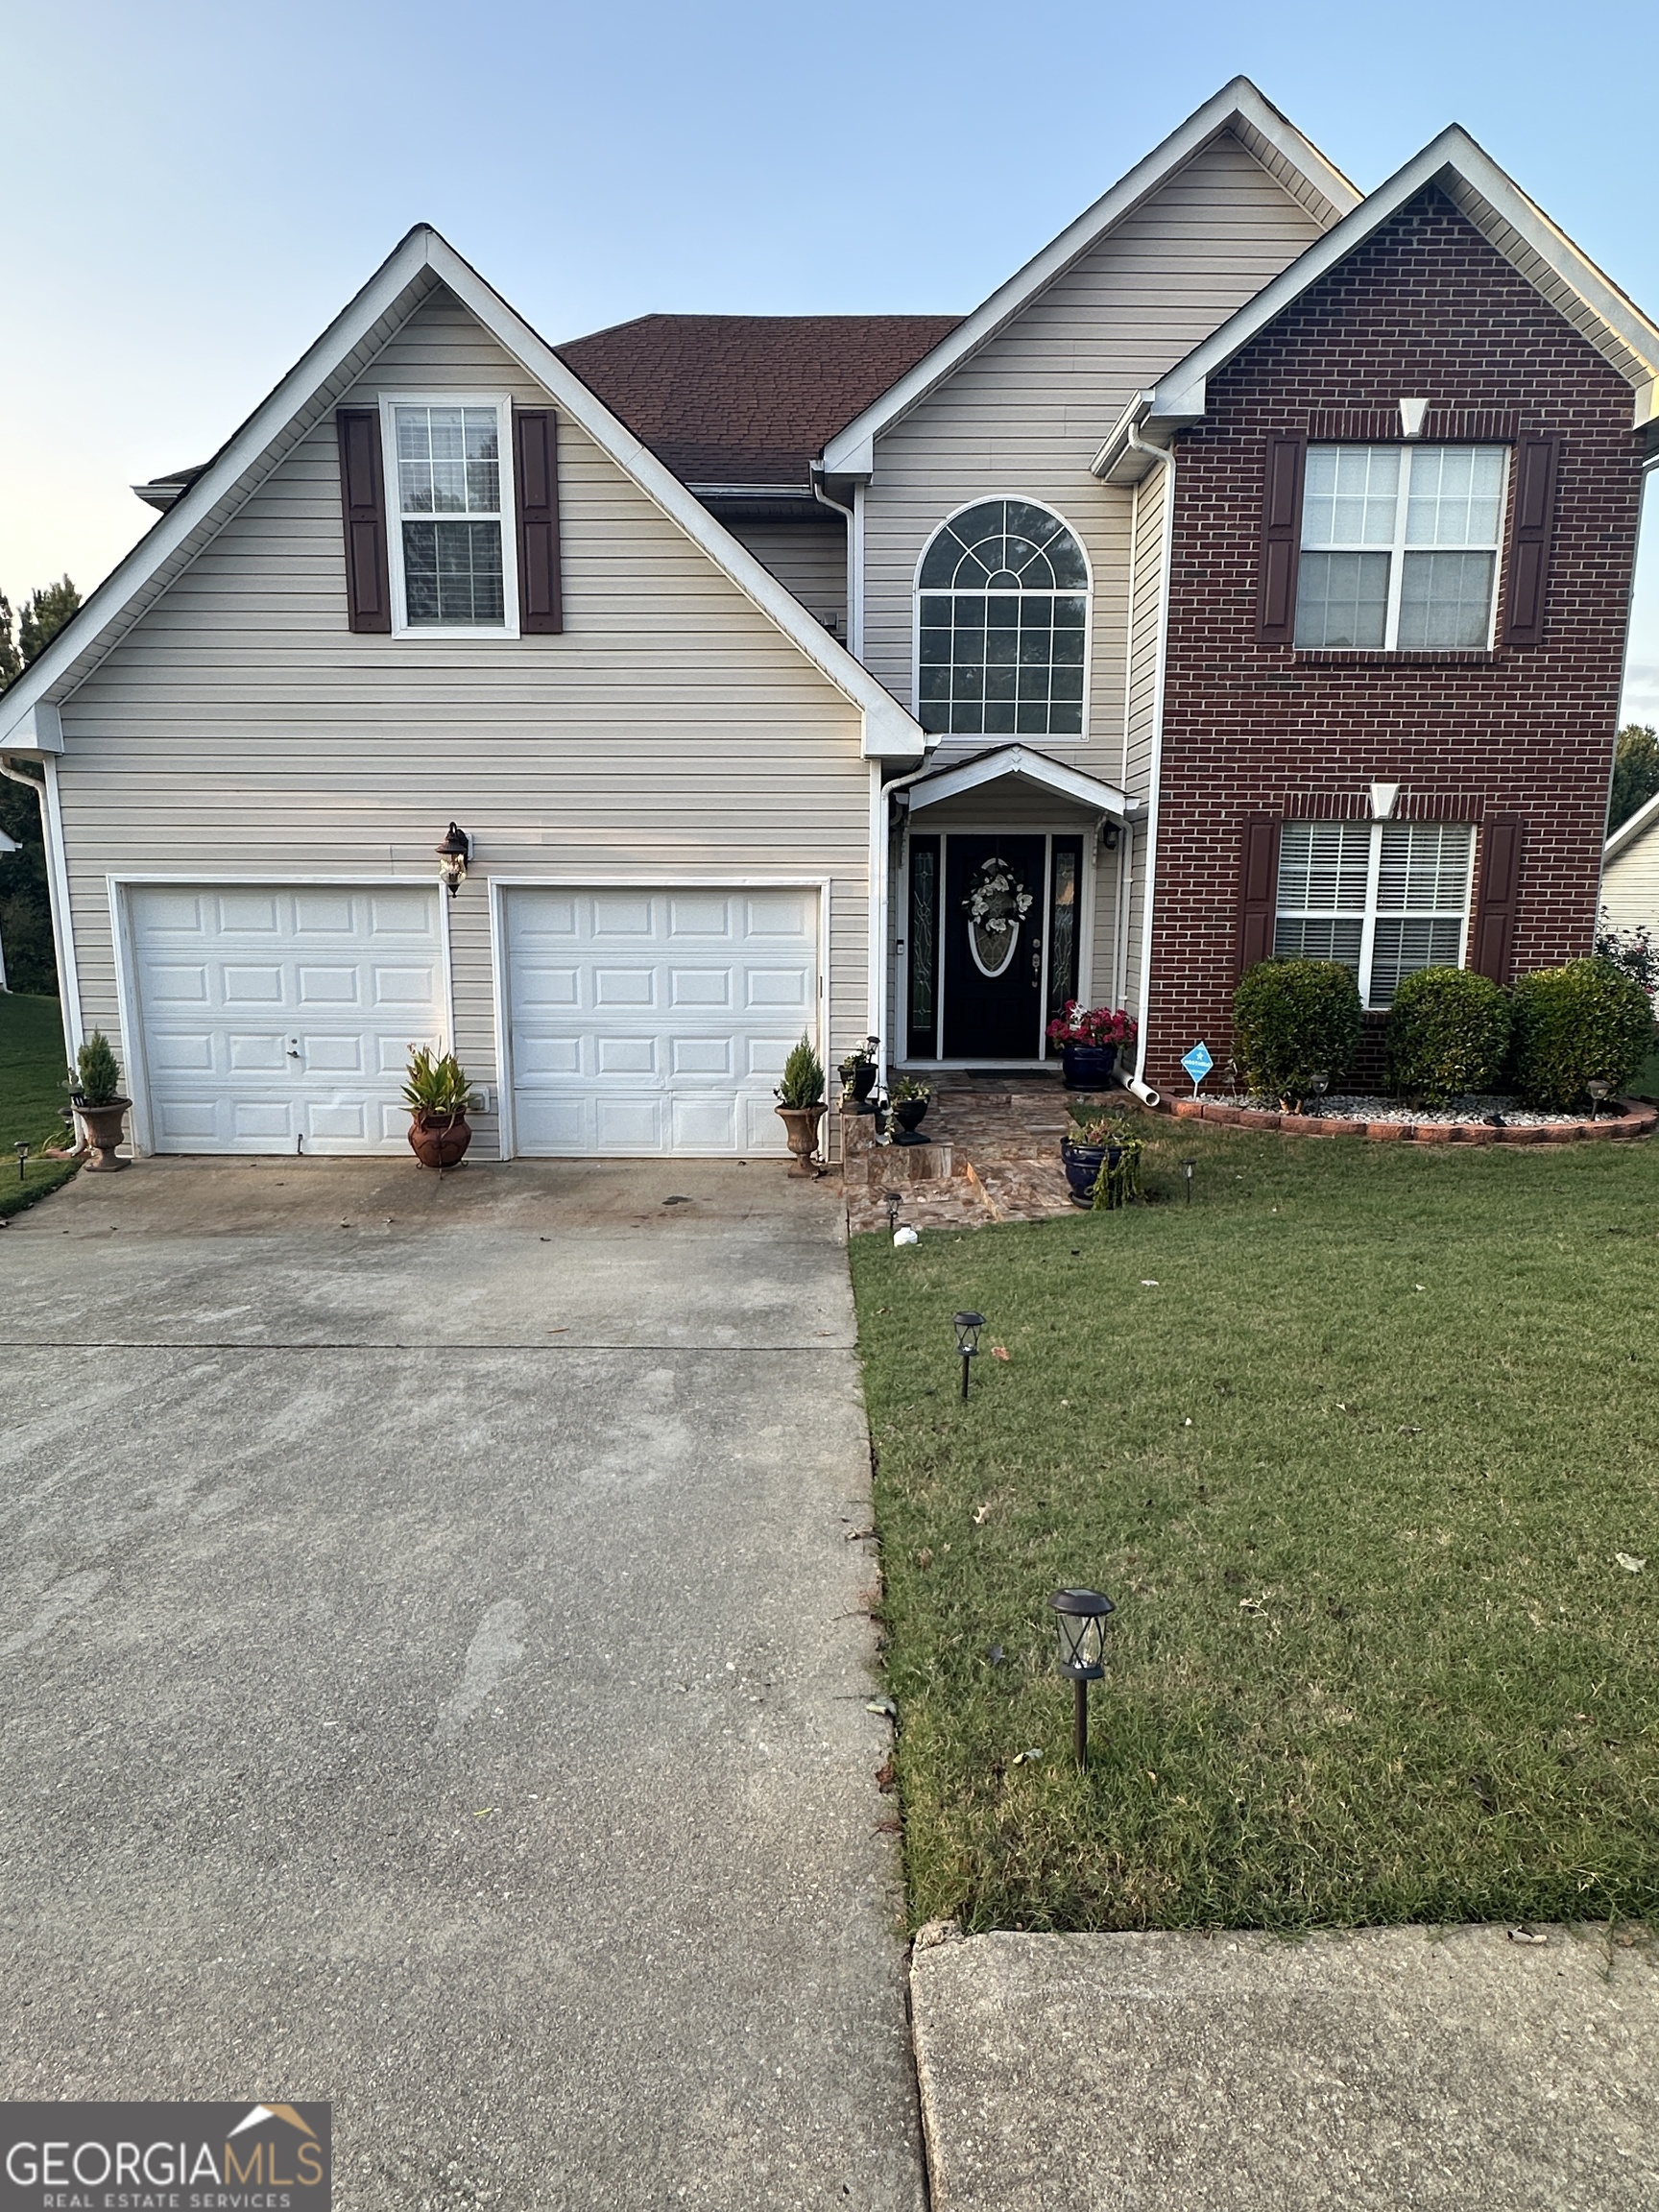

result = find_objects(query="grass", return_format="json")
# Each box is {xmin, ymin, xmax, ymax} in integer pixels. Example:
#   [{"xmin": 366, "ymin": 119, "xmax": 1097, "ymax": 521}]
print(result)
[
  {"xmin": 0, "ymin": 991, "xmax": 78, "ymax": 1216},
  {"xmin": 852, "ymin": 1118, "xmax": 1659, "ymax": 1936}
]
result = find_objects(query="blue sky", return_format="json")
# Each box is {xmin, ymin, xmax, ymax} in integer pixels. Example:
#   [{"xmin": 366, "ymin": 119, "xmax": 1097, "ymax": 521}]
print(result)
[{"xmin": 5, "ymin": 0, "xmax": 1655, "ymax": 719}]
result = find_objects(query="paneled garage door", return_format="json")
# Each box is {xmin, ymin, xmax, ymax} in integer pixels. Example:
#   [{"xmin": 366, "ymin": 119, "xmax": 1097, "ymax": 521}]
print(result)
[
  {"xmin": 505, "ymin": 886, "xmax": 819, "ymax": 1155},
  {"xmin": 129, "ymin": 884, "xmax": 445, "ymax": 1153}
]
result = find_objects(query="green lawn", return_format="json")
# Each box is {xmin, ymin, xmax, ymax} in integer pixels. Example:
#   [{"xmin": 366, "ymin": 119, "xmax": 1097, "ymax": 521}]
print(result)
[
  {"xmin": 852, "ymin": 1121, "xmax": 1659, "ymax": 1936},
  {"xmin": 0, "ymin": 991, "xmax": 78, "ymax": 1216}
]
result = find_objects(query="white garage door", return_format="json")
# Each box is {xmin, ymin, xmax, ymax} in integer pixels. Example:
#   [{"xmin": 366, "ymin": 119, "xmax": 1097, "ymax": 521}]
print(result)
[
  {"xmin": 505, "ymin": 886, "xmax": 818, "ymax": 1155},
  {"xmin": 130, "ymin": 884, "xmax": 445, "ymax": 1154}
]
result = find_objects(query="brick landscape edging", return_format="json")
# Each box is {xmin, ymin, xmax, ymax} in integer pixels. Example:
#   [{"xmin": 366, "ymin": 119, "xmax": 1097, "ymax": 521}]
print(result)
[{"xmin": 1166, "ymin": 1096, "xmax": 1657, "ymax": 1145}]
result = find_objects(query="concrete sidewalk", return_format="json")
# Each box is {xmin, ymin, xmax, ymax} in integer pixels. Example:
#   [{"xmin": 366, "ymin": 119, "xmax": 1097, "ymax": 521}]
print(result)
[
  {"xmin": 910, "ymin": 1922, "xmax": 1659, "ymax": 2209},
  {"xmin": 0, "ymin": 1159, "xmax": 925, "ymax": 2209}
]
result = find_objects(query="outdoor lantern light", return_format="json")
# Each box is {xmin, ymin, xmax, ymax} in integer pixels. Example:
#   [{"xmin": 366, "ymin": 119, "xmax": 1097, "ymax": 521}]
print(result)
[
  {"xmin": 13, "ymin": 1141, "xmax": 28, "ymax": 1183},
  {"xmin": 953, "ymin": 1310, "xmax": 986, "ymax": 1400},
  {"xmin": 884, "ymin": 1190, "xmax": 902, "ymax": 1236},
  {"xmin": 435, "ymin": 822, "xmax": 471, "ymax": 898},
  {"xmin": 1588, "ymin": 1080, "xmax": 1611, "ymax": 1118},
  {"xmin": 1181, "ymin": 1157, "xmax": 1196, "ymax": 1205},
  {"xmin": 1050, "ymin": 1586, "xmax": 1115, "ymax": 1768}
]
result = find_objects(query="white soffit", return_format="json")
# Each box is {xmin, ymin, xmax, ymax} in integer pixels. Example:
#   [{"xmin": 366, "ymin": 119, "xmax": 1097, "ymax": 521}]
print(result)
[
  {"xmin": 818, "ymin": 78, "xmax": 1359, "ymax": 479},
  {"xmin": 1147, "ymin": 126, "xmax": 1659, "ymax": 431},
  {"xmin": 901, "ymin": 744, "xmax": 1134, "ymax": 818},
  {"xmin": 0, "ymin": 229, "xmax": 925, "ymax": 764}
]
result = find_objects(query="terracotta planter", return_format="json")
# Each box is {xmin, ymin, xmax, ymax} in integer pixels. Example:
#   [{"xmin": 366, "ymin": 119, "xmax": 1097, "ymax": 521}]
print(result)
[
  {"xmin": 73, "ymin": 1095, "xmax": 132, "ymax": 1172},
  {"xmin": 408, "ymin": 1109, "xmax": 472, "ymax": 1169},
  {"xmin": 776, "ymin": 1103, "xmax": 827, "ymax": 1176}
]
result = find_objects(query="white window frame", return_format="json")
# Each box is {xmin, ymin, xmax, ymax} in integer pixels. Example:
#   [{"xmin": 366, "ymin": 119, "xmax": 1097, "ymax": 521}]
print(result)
[
  {"xmin": 378, "ymin": 393, "xmax": 520, "ymax": 638},
  {"xmin": 1296, "ymin": 444, "xmax": 1509, "ymax": 653},
  {"xmin": 1273, "ymin": 820, "xmax": 1477, "ymax": 1010},
  {"xmin": 912, "ymin": 494, "xmax": 1093, "ymax": 744}
]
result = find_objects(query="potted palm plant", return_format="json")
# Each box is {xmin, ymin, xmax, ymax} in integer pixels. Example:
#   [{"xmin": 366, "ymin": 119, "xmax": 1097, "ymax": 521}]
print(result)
[
  {"xmin": 775, "ymin": 1036, "xmax": 827, "ymax": 1176},
  {"xmin": 66, "ymin": 1030, "xmax": 132, "ymax": 1172},
  {"xmin": 403, "ymin": 1044, "xmax": 474, "ymax": 1169}
]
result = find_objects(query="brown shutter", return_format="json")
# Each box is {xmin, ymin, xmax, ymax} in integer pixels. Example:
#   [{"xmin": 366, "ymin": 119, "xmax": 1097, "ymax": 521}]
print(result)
[
  {"xmin": 513, "ymin": 407, "xmax": 563, "ymax": 635},
  {"xmin": 1256, "ymin": 436, "xmax": 1307, "ymax": 645},
  {"xmin": 1236, "ymin": 817, "xmax": 1283, "ymax": 974},
  {"xmin": 335, "ymin": 409, "xmax": 392, "ymax": 634},
  {"xmin": 1503, "ymin": 435, "xmax": 1557, "ymax": 647},
  {"xmin": 1471, "ymin": 817, "xmax": 1524, "ymax": 981}
]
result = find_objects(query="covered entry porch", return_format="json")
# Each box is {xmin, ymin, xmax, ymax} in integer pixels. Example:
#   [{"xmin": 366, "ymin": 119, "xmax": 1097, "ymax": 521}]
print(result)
[{"xmin": 889, "ymin": 746, "xmax": 1137, "ymax": 1069}]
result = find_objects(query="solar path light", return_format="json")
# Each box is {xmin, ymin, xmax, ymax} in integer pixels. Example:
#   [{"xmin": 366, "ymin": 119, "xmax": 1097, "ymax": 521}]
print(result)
[
  {"xmin": 14, "ymin": 1142, "xmax": 28, "ymax": 1183},
  {"xmin": 953, "ymin": 1310, "xmax": 985, "ymax": 1401},
  {"xmin": 1051, "ymin": 1587, "xmax": 1114, "ymax": 1768},
  {"xmin": 1180, "ymin": 1157, "xmax": 1196, "ymax": 1205},
  {"xmin": 884, "ymin": 1190, "xmax": 902, "ymax": 1236},
  {"xmin": 1588, "ymin": 1080, "xmax": 1611, "ymax": 1118}
]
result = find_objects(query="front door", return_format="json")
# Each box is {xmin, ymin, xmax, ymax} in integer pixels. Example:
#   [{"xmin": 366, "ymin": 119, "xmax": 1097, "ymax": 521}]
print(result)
[{"xmin": 941, "ymin": 834, "xmax": 1046, "ymax": 1059}]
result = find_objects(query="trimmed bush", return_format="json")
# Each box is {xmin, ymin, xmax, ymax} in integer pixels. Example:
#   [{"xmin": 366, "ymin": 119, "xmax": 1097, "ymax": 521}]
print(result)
[
  {"xmin": 1232, "ymin": 958, "xmax": 1361, "ymax": 1111},
  {"xmin": 1385, "ymin": 967, "xmax": 1513, "ymax": 1105},
  {"xmin": 1510, "ymin": 958, "xmax": 1654, "ymax": 1113}
]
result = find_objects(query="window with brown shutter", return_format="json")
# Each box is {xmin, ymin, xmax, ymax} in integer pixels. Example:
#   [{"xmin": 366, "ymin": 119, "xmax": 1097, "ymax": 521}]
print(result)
[
  {"xmin": 335, "ymin": 409, "xmax": 392, "ymax": 634},
  {"xmin": 1503, "ymin": 437, "xmax": 1557, "ymax": 647},
  {"xmin": 513, "ymin": 407, "xmax": 563, "ymax": 635},
  {"xmin": 1256, "ymin": 438, "xmax": 1306, "ymax": 644},
  {"xmin": 1471, "ymin": 817, "xmax": 1524, "ymax": 980},
  {"xmin": 1236, "ymin": 817, "xmax": 1282, "ymax": 974}
]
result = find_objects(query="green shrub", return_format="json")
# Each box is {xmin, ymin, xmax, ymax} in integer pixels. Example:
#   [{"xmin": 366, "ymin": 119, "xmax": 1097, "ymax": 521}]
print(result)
[
  {"xmin": 1385, "ymin": 967, "xmax": 1513, "ymax": 1104},
  {"xmin": 1231, "ymin": 959, "xmax": 1361, "ymax": 1111},
  {"xmin": 1510, "ymin": 959, "xmax": 1654, "ymax": 1112},
  {"xmin": 775, "ymin": 1037, "xmax": 825, "ymax": 1109},
  {"xmin": 70, "ymin": 1029, "xmax": 122, "ymax": 1106}
]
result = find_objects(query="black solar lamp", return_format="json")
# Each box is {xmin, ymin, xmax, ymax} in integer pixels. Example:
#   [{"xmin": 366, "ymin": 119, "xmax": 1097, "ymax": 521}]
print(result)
[
  {"xmin": 1051, "ymin": 1587, "xmax": 1114, "ymax": 1768},
  {"xmin": 13, "ymin": 1142, "xmax": 28, "ymax": 1183},
  {"xmin": 953, "ymin": 1310, "xmax": 985, "ymax": 1400},
  {"xmin": 1181, "ymin": 1157, "xmax": 1196, "ymax": 1205}
]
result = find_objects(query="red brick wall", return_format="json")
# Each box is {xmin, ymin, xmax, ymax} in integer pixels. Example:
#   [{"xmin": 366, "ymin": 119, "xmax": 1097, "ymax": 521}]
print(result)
[{"xmin": 1144, "ymin": 186, "xmax": 1645, "ymax": 1094}]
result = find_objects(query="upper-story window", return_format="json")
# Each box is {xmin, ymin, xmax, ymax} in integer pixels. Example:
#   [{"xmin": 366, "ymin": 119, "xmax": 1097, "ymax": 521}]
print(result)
[
  {"xmin": 383, "ymin": 397, "xmax": 518, "ymax": 635},
  {"xmin": 1295, "ymin": 445, "xmax": 1507, "ymax": 651},
  {"xmin": 917, "ymin": 500, "xmax": 1089, "ymax": 738}
]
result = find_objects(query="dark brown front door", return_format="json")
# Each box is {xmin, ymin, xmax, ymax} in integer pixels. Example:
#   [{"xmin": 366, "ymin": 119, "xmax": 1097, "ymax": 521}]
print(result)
[{"xmin": 942, "ymin": 834, "xmax": 1046, "ymax": 1059}]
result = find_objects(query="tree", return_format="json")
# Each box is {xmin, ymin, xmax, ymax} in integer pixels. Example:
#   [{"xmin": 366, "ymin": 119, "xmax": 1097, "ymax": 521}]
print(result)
[
  {"xmin": 0, "ymin": 575, "xmax": 81, "ymax": 994},
  {"xmin": 1608, "ymin": 723, "xmax": 1659, "ymax": 832}
]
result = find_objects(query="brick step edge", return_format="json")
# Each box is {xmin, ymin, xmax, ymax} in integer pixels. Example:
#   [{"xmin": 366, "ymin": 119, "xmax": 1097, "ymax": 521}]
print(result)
[{"xmin": 1166, "ymin": 1096, "xmax": 1658, "ymax": 1144}]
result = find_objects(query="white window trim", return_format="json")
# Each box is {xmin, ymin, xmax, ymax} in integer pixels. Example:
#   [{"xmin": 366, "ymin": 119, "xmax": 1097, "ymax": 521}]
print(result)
[
  {"xmin": 1274, "ymin": 821, "xmax": 1477, "ymax": 1010},
  {"xmin": 911, "ymin": 494, "xmax": 1094, "ymax": 745},
  {"xmin": 1297, "ymin": 444, "xmax": 1509, "ymax": 653},
  {"xmin": 378, "ymin": 393, "xmax": 520, "ymax": 639}
]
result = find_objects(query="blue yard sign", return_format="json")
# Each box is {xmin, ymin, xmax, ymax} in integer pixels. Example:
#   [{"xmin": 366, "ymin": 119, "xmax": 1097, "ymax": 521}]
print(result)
[{"xmin": 1181, "ymin": 1042, "xmax": 1214, "ymax": 1095}]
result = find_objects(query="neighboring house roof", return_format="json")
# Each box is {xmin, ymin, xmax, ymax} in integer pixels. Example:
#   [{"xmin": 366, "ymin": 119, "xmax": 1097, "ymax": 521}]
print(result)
[
  {"xmin": 555, "ymin": 315, "xmax": 962, "ymax": 493},
  {"xmin": 1106, "ymin": 124, "xmax": 1659, "ymax": 465},
  {"xmin": 819, "ymin": 77, "xmax": 1361, "ymax": 480},
  {"xmin": 0, "ymin": 227, "xmax": 925, "ymax": 763},
  {"xmin": 1604, "ymin": 788, "xmax": 1659, "ymax": 868}
]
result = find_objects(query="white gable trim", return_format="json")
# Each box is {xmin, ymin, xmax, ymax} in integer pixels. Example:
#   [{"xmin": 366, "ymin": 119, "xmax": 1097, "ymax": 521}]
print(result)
[
  {"xmin": 1603, "ymin": 785, "xmax": 1659, "ymax": 868},
  {"xmin": 0, "ymin": 228, "xmax": 925, "ymax": 764},
  {"xmin": 897, "ymin": 744, "xmax": 1134, "ymax": 819},
  {"xmin": 1147, "ymin": 126, "xmax": 1659, "ymax": 431},
  {"xmin": 818, "ymin": 79, "xmax": 1358, "ymax": 478}
]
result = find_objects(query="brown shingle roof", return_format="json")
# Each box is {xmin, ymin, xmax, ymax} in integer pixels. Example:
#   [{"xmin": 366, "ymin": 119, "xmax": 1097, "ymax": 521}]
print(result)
[{"xmin": 555, "ymin": 313, "xmax": 962, "ymax": 490}]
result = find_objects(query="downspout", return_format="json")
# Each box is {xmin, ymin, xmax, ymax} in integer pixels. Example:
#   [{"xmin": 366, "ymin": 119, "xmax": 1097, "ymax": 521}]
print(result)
[
  {"xmin": 1119, "ymin": 412, "xmax": 1175, "ymax": 1110},
  {"xmin": 1, "ymin": 752, "xmax": 80, "ymax": 1042},
  {"xmin": 811, "ymin": 469, "xmax": 864, "ymax": 662}
]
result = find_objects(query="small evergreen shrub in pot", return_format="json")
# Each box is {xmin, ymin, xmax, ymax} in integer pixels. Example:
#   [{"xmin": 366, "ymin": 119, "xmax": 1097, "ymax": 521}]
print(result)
[
  {"xmin": 774, "ymin": 1037, "xmax": 828, "ymax": 1175},
  {"xmin": 66, "ymin": 1029, "xmax": 132, "ymax": 1172},
  {"xmin": 1385, "ymin": 966, "xmax": 1513, "ymax": 1105},
  {"xmin": 1231, "ymin": 959, "xmax": 1361, "ymax": 1112},
  {"xmin": 1510, "ymin": 958, "xmax": 1655, "ymax": 1113}
]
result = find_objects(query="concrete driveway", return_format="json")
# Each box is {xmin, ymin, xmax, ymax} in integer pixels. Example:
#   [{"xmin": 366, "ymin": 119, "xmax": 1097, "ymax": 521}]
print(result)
[{"xmin": 0, "ymin": 1158, "xmax": 925, "ymax": 2209}]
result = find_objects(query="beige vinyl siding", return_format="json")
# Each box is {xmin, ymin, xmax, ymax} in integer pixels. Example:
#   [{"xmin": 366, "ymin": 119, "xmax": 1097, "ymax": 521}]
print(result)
[
  {"xmin": 1600, "ymin": 829, "xmax": 1659, "ymax": 947},
  {"xmin": 54, "ymin": 288, "xmax": 871, "ymax": 1153},
  {"xmin": 861, "ymin": 130, "xmax": 1323, "ymax": 796},
  {"xmin": 723, "ymin": 518, "xmax": 847, "ymax": 638}
]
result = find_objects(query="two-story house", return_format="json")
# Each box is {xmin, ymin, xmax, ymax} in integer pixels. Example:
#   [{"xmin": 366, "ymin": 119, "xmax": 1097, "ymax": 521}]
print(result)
[{"xmin": 3, "ymin": 79, "xmax": 1654, "ymax": 1154}]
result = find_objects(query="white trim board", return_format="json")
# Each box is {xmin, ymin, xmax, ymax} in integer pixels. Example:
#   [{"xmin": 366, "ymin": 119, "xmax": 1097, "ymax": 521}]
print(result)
[
  {"xmin": 818, "ymin": 79, "xmax": 1359, "ymax": 478},
  {"xmin": 1145, "ymin": 125, "xmax": 1659, "ymax": 432},
  {"xmin": 0, "ymin": 231, "xmax": 925, "ymax": 764},
  {"xmin": 1603, "ymin": 785, "xmax": 1659, "ymax": 868},
  {"xmin": 899, "ymin": 744, "xmax": 1133, "ymax": 819}
]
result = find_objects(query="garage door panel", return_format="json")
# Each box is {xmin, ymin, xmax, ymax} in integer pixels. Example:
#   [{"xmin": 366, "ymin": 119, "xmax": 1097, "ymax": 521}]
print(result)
[
  {"xmin": 132, "ymin": 885, "xmax": 444, "ymax": 1156},
  {"xmin": 507, "ymin": 887, "xmax": 817, "ymax": 1157}
]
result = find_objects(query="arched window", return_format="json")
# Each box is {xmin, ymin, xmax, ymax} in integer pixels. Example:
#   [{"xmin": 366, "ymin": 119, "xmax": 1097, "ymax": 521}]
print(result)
[{"xmin": 917, "ymin": 499, "xmax": 1089, "ymax": 738}]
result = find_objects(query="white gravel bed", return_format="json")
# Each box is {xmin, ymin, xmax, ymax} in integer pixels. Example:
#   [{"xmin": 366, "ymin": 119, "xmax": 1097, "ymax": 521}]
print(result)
[{"xmin": 1219, "ymin": 1092, "xmax": 1599, "ymax": 1127}]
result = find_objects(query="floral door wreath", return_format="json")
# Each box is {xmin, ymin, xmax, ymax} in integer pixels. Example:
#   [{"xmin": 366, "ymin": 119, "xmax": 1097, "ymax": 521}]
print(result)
[{"xmin": 962, "ymin": 854, "xmax": 1035, "ymax": 978}]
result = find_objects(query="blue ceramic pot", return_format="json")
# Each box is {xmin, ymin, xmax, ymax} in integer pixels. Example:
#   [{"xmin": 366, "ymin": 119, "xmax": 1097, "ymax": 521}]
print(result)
[
  {"xmin": 1061, "ymin": 1042, "xmax": 1118, "ymax": 1091},
  {"xmin": 1061, "ymin": 1137, "xmax": 1120, "ymax": 1206}
]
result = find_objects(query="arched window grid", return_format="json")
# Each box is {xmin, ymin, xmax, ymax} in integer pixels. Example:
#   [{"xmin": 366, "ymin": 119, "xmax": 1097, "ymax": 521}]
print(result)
[{"xmin": 914, "ymin": 497, "xmax": 1091, "ymax": 740}]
